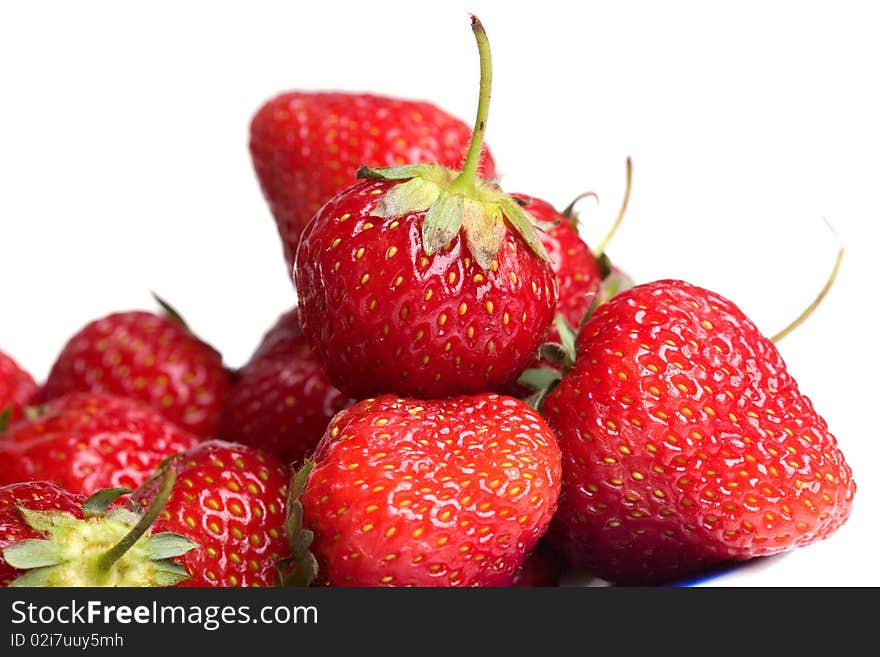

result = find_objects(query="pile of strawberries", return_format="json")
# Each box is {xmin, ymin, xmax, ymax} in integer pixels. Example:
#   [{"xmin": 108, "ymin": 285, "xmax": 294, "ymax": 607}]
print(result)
[{"xmin": 0, "ymin": 16, "xmax": 855, "ymax": 588}]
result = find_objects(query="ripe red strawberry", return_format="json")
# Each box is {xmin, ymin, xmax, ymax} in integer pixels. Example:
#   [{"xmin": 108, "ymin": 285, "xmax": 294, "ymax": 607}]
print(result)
[
  {"xmin": 295, "ymin": 18, "xmax": 557, "ymax": 398},
  {"xmin": 0, "ymin": 392, "xmax": 199, "ymax": 495},
  {"xmin": 542, "ymin": 279, "xmax": 855, "ymax": 585},
  {"xmin": 132, "ymin": 440, "xmax": 291, "ymax": 587},
  {"xmin": 0, "ymin": 350, "xmax": 38, "ymax": 429},
  {"xmin": 301, "ymin": 394, "xmax": 562, "ymax": 586},
  {"xmin": 220, "ymin": 308, "xmax": 351, "ymax": 467},
  {"xmin": 250, "ymin": 91, "xmax": 496, "ymax": 266},
  {"xmin": 40, "ymin": 301, "xmax": 229, "ymax": 438},
  {"xmin": 1, "ymin": 476, "xmax": 197, "ymax": 587}
]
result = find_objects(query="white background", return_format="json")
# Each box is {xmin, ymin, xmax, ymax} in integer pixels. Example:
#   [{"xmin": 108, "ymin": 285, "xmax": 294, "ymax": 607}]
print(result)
[{"xmin": 1, "ymin": 1, "xmax": 877, "ymax": 586}]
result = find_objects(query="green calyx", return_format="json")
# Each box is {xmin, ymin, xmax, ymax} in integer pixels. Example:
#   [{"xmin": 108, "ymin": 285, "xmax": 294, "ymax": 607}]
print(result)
[
  {"xmin": 358, "ymin": 164, "xmax": 552, "ymax": 270},
  {"xmin": 519, "ymin": 307, "xmax": 597, "ymax": 411},
  {"xmin": 597, "ymin": 255, "xmax": 636, "ymax": 305},
  {"xmin": 356, "ymin": 16, "xmax": 552, "ymax": 270},
  {"xmin": 278, "ymin": 459, "xmax": 318, "ymax": 587},
  {"xmin": 0, "ymin": 407, "xmax": 10, "ymax": 432},
  {"xmin": 2, "ymin": 467, "xmax": 197, "ymax": 587}
]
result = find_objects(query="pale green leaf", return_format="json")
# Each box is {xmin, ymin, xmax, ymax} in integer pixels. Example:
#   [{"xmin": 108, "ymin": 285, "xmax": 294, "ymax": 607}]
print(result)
[
  {"xmin": 461, "ymin": 199, "xmax": 504, "ymax": 270},
  {"xmin": 357, "ymin": 163, "xmax": 434, "ymax": 181},
  {"xmin": 2, "ymin": 539, "xmax": 64, "ymax": 569},
  {"xmin": 422, "ymin": 191, "xmax": 465, "ymax": 256},
  {"xmin": 498, "ymin": 196, "xmax": 552, "ymax": 263},
  {"xmin": 517, "ymin": 367, "xmax": 563, "ymax": 392},
  {"xmin": 17, "ymin": 507, "xmax": 77, "ymax": 533},
  {"xmin": 83, "ymin": 488, "xmax": 133, "ymax": 518},
  {"xmin": 147, "ymin": 532, "xmax": 199, "ymax": 560},
  {"xmin": 9, "ymin": 566, "xmax": 56, "ymax": 587},
  {"xmin": 152, "ymin": 559, "xmax": 191, "ymax": 587},
  {"xmin": 372, "ymin": 177, "xmax": 441, "ymax": 218}
]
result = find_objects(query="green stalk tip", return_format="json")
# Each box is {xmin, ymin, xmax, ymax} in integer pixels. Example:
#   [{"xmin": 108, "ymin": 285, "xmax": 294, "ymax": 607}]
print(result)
[
  {"xmin": 450, "ymin": 14, "xmax": 492, "ymax": 196},
  {"xmin": 98, "ymin": 465, "xmax": 177, "ymax": 571},
  {"xmin": 592, "ymin": 157, "xmax": 633, "ymax": 259},
  {"xmin": 771, "ymin": 233, "xmax": 844, "ymax": 343}
]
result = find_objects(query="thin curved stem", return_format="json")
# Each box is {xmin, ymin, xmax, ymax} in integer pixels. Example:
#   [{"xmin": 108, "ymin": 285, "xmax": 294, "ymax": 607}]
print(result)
[
  {"xmin": 771, "ymin": 235, "xmax": 844, "ymax": 343},
  {"xmin": 562, "ymin": 191, "xmax": 599, "ymax": 222},
  {"xmin": 98, "ymin": 465, "xmax": 177, "ymax": 570},
  {"xmin": 450, "ymin": 15, "xmax": 492, "ymax": 196},
  {"xmin": 592, "ymin": 157, "xmax": 632, "ymax": 258}
]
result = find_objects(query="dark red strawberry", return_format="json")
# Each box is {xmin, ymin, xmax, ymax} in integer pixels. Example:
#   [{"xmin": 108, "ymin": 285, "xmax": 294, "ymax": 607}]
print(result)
[
  {"xmin": 132, "ymin": 440, "xmax": 291, "ymax": 587},
  {"xmin": 295, "ymin": 17, "xmax": 557, "ymax": 399},
  {"xmin": 220, "ymin": 308, "xmax": 351, "ymax": 467},
  {"xmin": 514, "ymin": 194, "xmax": 602, "ymax": 332},
  {"xmin": 301, "ymin": 393, "xmax": 562, "ymax": 587},
  {"xmin": 250, "ymin": 91, "xmax": 496, "ymax": 266},
  {"xmin": 542, "ymin": 279, "xmax": 855, "ymax": 585},
  {"xmin": 40, "ymin": 300, "xmax": 229, "ymax": 438},
  {"xmin": 0, "ymin": 392, "xmax": 199, "ymax": 495},
  {"xmin": 0, "ymin": 350, "xmax": 38, "ymax": 429},
  {"xmin": 1, "ymin": 475, "xmax": 197, "ymax": 587}
]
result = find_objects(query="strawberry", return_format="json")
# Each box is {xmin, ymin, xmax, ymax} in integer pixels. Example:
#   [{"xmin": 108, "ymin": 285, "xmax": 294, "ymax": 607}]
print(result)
[
  {"xmin": 250, "ymin": 91, "xmax": 496, "ymax": 266},
  {"xmin": 301, "ymin": 393, "xmax": 562, "ymax": 586},
  {"xmin": 220, "ymin": 308, "xmax": 351, "ymax": 466},
  {"xmin": 514, "ymin": 194, "xmax": 602, "ymax": 332},
  {"xmin": 1, "ymin": 475, "xmax": 197, "ymax": 587},
  {"xmin": 132, "ymin": 440, "xmax": 292, "ymax": 587},
  {"xmin": 541, "ymin": 279, "xmax": 856, "ymax": 584},
  {"xmin": 0, "ymin": 350, "xmax": 38, "ymax": 430},
  {"xmin": 0, "ymin": 392, "xmax": 199, "ymax": 495},
  {"xmin": 294, "ymin": 17, "xmax": 557, "ymax": 398},
  {"xmin": 40, "ymin": 297, "xmax": 229, "ymax": 438}
]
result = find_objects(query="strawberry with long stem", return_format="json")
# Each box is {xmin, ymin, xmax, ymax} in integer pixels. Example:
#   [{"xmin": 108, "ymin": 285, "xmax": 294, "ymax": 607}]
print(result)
[
  {"xmin": 295, "ymin": 15, "xmax": 557, "ymax": 399},
  {"xmin": 536, "ymin": 248, "xmax": 853, "ymax": 584}
]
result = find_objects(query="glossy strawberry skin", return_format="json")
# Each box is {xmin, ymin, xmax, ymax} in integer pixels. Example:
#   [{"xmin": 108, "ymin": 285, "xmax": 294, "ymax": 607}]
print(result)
[
  {"xmin": 132, "ymin": 440, "xmax": 290, "ymax": 587},
  {"xmin": 220, "ymin": 309, "xmax": 351, "ymax": 467},
  {"xmin": 513, "ymin": 194, "xmax": 602, "ymax": 332},
  {"xmin": 1, "ymin": 481, "xmax": 85, "ymax": 586},
  {"xmin": 0, "ymin": 393, "xmax": 199, "ymax": 495},
  {"xmin": 302, "ymin": 394, "xmax": 562, "ymax": 587},
  {"xmin": 41, "ymin": 311, "xmax": 229, "ymax": 438},
  {"xmin": 0, "ymin": 350, "xmax": 38, "ymax": 427},
  {"xmin": 295, "ymin": 179, "xmax": 558, "ymax": 399},
  {"xmin": 250, "ymin": 92, "xmax": 496, "ymax": 265},
  {"xmin": 543, "ymin": 279, "xmax": 855, "ymax": 585}
]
